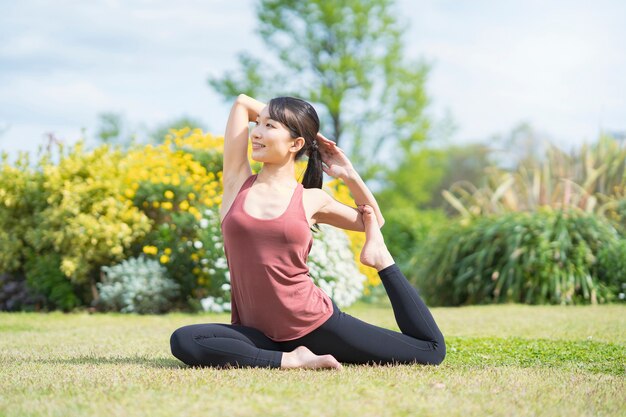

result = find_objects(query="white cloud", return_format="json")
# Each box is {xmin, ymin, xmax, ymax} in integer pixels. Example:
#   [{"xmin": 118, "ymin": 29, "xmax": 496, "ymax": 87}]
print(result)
[{"xmin": 0, "ymin": 0, "xmax": 624, "ymax": 159}]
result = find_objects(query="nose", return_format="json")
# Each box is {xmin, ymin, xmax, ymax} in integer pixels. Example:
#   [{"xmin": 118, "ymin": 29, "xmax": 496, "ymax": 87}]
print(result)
[{"xmin": 251, "ymin": 124, "xmax": 261, "ymax": 139}]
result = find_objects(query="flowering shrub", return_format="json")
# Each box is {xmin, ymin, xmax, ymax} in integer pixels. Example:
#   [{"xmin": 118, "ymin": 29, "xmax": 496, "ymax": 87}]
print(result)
[
  {"xmin": 0, "ymin": 143, "xmax": 152, "ymax": 309},
  {"xmin": 1, "ymin": 126, "xmax": 376, "ymax": 312},
  {"xmin": 97, "ymin": 256, "xmax": 180, "ymax": 314},
  {"xmin": 307, "ymin": 223, "xmax": 366, "ymax": 306},
  {"xmin": 120, "ymin": 128, "xmax": 228, "ymax": 306},
  {"xmin": 33, "ymin": 142, "xmax": 152, "ymax": 284}
]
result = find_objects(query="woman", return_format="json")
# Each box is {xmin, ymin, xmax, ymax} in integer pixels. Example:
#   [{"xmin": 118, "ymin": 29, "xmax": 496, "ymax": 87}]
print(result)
[{"xmin": 170, "ymin": 94, "xmax": 446, "ymax": 370}]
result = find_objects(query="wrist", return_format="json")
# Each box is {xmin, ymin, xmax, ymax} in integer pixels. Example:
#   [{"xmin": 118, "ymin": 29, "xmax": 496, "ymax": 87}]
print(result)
[
  {"xmin": 236, "ymin": 94, "xmax": 265, "ymax": 121},
  {"xmin": 342, "ymin": 168, "xmax": 359, "ymax": 182}
]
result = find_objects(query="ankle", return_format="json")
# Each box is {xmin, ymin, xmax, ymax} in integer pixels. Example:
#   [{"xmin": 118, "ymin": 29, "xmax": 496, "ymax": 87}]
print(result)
[
  {"xmin": 280, "ymin": 351, "xmax": 297, "ymax": 368},
  {"xmin": 375, "ymin": 258, "xmax": 395, "ymax": 272}
]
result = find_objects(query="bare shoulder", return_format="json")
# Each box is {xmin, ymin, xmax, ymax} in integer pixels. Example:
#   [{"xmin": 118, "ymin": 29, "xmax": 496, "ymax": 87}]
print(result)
[
  {"xmin": 302, "ymin": 187, "xmax": 331, "ymax": 222},
  {"xmin": 303, "ymin": 187, "xmax": 331, "ymax": 206}
]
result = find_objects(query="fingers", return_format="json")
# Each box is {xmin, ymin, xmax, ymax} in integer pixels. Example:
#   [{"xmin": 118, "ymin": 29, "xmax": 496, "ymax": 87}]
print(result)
[{"xmin": 317, "ymin": 132, "xmax": 336, "ymax": 145}]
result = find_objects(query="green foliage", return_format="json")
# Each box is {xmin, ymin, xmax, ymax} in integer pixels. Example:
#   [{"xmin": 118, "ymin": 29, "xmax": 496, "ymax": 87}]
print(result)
[
  {"xmin": 0, "ymin": 141, "xmax": 152, "ymax": 309},
  {"xmin": 380, "ymin": 206, "xmax": 446, "ymax": 271},
  {"xmin": 26, "ymin": 142, "xmax": 152, "ymax": 285},
  {"xmin": 96, "ymin": 112, "xmax": 125, "ymax": 144},
  {"xmin": 596, "ymin": 239, "xmax": 626, "ymax": 299},
  {"xmin": 24, "ymin": 251, "xmax": 81, "ymax": 311},
  {"xmin": 97, "ymin": 256, "xmax": 180, "ymax": 314},
  {"xmin": 377, "ymin": 146, "xmax": 447, "ymax": 208},
  {"xmin": 411, "ymin": 209, "xmax": 624, "ymax": 306},
  {"xmin": 444, "ymin": 134, "xmax": 626, "ymax": 220},
  {"xmin": 0, "ymin": 153, "xmax": 45, "ymax": 273},
  {"xmin": 209, "ymin": 0, "xmax": 431, "ymax": 180}
]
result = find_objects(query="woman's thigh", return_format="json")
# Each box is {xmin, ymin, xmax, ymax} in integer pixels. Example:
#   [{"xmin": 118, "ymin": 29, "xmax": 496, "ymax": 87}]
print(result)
[{"xmin": 281, "ymin": 303, "xmax": 444, "ymax": 366}]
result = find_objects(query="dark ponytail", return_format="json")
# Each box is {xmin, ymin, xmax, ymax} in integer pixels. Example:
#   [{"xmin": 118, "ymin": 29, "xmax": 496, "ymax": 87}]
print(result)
[{"xmin": 268, "ymin": 96, "xmax": 323, "ymax": 232}]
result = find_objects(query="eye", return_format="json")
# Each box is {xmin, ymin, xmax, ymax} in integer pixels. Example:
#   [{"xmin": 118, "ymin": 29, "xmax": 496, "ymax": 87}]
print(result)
[{"xmin": 266, "ymin": 123, "xmax": 274, "ymax": 128}]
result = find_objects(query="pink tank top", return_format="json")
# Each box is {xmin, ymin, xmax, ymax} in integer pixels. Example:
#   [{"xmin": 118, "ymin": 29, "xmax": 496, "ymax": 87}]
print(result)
[{"xmin": 220, "ymin": 173, "xmax": 333, "ymax": 342}]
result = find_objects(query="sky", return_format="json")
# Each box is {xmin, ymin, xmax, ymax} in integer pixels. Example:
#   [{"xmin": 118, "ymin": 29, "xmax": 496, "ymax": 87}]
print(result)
[{"xmin": 1, "ymin": 0, "xmax": 625, "ymax": 162}]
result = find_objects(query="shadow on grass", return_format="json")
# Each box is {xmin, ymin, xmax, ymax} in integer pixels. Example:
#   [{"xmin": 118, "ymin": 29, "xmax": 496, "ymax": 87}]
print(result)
[{"xmin": 33, "ymin": 355, "xmax": 184, "ymax": 368}]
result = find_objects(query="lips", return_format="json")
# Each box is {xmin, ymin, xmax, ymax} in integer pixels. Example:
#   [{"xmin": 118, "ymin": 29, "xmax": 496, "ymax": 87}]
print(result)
[{"xmin": 252, "ymin": 142, "xmax": 266, "ymax": 149}]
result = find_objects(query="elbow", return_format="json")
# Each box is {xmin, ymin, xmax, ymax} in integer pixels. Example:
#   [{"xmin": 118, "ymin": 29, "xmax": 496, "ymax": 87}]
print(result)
[{"xmin": 234, "ymin": 94, "xmax": 246, "ymax": 106}]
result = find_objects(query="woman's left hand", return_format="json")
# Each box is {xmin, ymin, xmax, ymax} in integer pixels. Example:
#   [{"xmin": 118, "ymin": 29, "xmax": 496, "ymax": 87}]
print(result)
[{"xmin": 316, "ymin": 132, "xmax": 355, "ymax": 180}]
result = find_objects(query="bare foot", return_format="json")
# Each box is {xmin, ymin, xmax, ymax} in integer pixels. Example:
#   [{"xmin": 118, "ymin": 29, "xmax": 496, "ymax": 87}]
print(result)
[
  {"xmin": 358, "ymin": 204, "xmax": 395, "ymax": 271},
  {"xmin": 281, "ymin": 346, "xmax": 343, "ymax": 370}
]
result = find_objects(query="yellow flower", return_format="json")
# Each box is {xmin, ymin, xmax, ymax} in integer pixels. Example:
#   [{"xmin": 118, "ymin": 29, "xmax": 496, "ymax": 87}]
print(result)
[
  {"xmin": 152, "ymin": 201, "xmax": 160, "ymax": 208},
  {"xmin": 162, "ymin": 201, "xmax": 173, "ymax": 210},
  {"xmin": 143, "ymin": 245, "xmax": 158, "ymax": 255},
  {"xmin": 164, "ymin": 248, "xmax": 172, "ymax": 255},
  {"xmin": 124, "ymin": 188, "xmax": 135, "ymax": 198},
  {"xmin": 160, "ymin": 255, "xmax": 170, "ymax": 264},
  {"xmin": 187, "ymin": 192, "xmax": 196, "ymax": 201},
  {"xmin": 164, "ymin": 190, "xmax": 174, "ymax": 199},
  {"xmin": 179, "ymin": 200, "xmax": 190, "ymax": 210}
]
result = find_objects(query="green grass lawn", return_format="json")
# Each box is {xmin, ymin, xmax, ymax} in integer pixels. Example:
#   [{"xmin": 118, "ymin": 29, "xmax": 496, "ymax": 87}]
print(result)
[{"xmin": 1, "ymin": 301, "xmax": 624, "ymax": 417}]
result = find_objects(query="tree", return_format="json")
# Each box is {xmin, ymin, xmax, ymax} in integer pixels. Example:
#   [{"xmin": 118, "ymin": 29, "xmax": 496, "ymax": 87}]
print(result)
[
  {"xmin": 96, "ymin": 112, "xmax": 125, "ymax": 145},
  {"xmin": 208, "ymin": 0, "xmax": 431, "ymax": 180}
]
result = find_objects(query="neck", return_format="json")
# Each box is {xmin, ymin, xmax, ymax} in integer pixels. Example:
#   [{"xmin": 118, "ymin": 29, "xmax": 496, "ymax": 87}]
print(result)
[{"xmin": 256, "ymin": 162, "xmax": 298, "ymax": 188}]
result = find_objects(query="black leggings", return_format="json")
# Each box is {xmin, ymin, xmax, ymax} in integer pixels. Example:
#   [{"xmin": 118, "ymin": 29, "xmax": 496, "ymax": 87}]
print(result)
[{"xmin": 170, "ymin": 263, "xmax": 446, "ymax": 368}]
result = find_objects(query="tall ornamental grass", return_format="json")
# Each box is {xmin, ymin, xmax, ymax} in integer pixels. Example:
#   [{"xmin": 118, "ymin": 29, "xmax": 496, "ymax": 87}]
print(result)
[
  {"xmin": 410, "ymin": 208, "xmax": 625, "ymax": 306},
  {"xmin": 443, "ymin": 135, "xmax": 626, "ymax": 231}
]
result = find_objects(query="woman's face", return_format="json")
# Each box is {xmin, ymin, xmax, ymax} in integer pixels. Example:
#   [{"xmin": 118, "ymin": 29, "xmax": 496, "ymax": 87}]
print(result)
[{"xmin": 250, "ymin": 106, "xmax": 304, "ymax": 163}]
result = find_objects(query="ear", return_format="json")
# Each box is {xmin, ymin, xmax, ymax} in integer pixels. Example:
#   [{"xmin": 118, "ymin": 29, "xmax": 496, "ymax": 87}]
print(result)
[{"xmin": 291, "ymin": 137, "xmax": 306, "ymax": 153}]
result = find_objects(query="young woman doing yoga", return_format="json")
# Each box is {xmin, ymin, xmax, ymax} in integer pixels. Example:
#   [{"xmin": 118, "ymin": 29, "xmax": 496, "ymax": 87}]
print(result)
[{"xmin": 170, "ymin": 94, "xmax": 446, "ymax": 370}]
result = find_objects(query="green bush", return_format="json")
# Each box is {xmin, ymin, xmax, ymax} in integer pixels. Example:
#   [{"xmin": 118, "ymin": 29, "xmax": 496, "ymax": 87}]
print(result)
[
  {"xmin": 0, "ymin": 143, "xmax": 152, "ymax": 311},
  {"xmin": 410, "ymin": 208, "xmax": 624, "ymax": 306},
  {"xmin": 380, "ymin": 206, "xmax": 446, "ymax": 271},
  {"xmin": 596, "ymin": 239, "xmax": 626, "ymax": 301},
  {"xmin": 24, "ymin": 251, "xmax": 81, "ymax": 311}
]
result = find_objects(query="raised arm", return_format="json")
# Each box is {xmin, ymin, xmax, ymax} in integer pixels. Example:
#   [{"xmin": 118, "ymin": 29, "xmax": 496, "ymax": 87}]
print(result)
[{"xmin": 222, "ymin": 94, "xmax": 266, "ymax": 186}]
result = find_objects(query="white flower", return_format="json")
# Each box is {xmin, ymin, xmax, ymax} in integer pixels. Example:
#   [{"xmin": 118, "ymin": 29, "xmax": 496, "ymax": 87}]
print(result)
[
  {"xmin": 194, "ymin": 240, "xmax": 203, "ymax": 249},
  {"xmin": 200, "ymin": 218, "xmax": 209, "ymax": 229},
  {"xmin": 306, "ymin": 224, "xmax": 365, "ymax": 308}
]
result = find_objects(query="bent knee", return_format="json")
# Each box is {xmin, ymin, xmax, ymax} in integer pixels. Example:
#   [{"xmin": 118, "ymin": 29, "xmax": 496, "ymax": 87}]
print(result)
[
  {"xmin": 431, "ymin": 337, "xmax": 446, "ymax": 365},
  {"xmin": 170, "ymin": 326, "xmax": 194, "ymax": 362}
]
